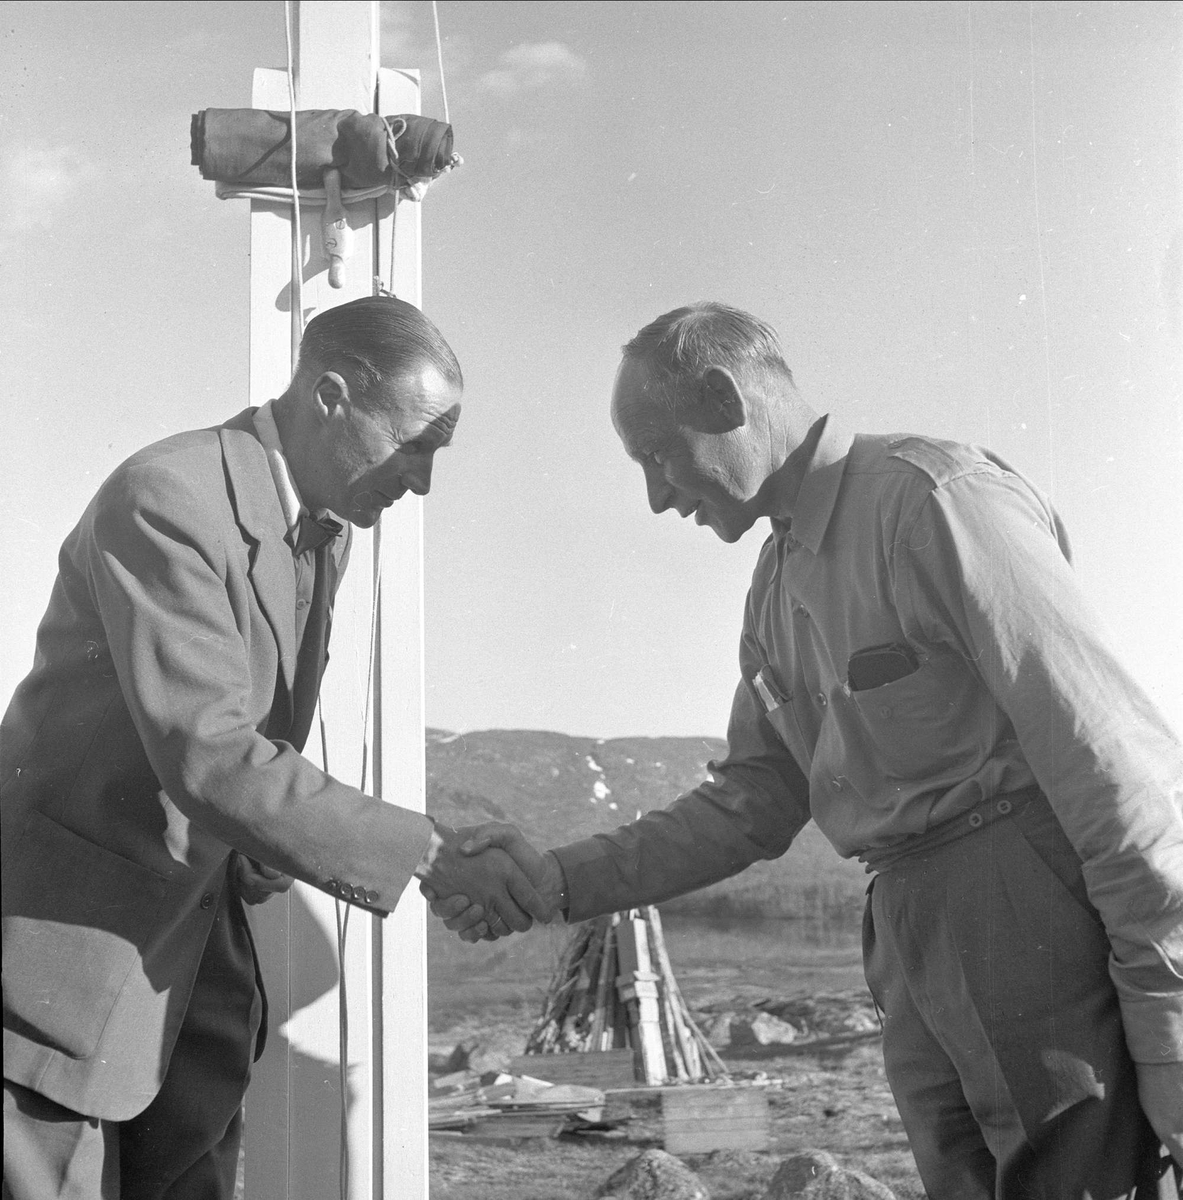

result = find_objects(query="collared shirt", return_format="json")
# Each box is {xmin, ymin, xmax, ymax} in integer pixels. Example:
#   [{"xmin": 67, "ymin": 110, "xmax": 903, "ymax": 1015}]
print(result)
[
  {"xmin": 554, "ymin": 414, "xmax": 1183, "ymax": 1063},
  {"xmin": 252, "ymin": 400, "xmax": 316, "ymax": 648}
]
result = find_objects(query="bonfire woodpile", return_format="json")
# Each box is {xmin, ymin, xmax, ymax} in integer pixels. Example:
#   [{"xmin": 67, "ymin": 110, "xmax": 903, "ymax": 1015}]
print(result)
[{"xmin": 524, "ymin": 906, "xmax": 727, "ymax": 1085}]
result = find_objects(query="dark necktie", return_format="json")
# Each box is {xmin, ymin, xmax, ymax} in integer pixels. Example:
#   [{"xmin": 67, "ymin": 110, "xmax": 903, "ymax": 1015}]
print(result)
[{"xmin": 286, "ymin": 514, "xmax": 342, "ymax": 751}]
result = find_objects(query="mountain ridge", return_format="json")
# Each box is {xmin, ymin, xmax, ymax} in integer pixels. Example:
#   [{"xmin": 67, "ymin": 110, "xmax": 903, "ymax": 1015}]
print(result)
[{"xmin": 425, "ymin": 727, "xmax": 869, "ymax": 919}]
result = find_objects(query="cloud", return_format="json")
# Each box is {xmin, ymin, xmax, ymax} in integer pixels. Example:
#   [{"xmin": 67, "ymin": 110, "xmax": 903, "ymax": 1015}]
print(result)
[
  {"xmin": 380, "ymin": 1, "xmax": 419, "ymax": 62},
  {"xmin": 478, "ymin": 42, "xmax": 588, "ymax": 97},
  {"xmin": 1, "ymin": 144, "xmax": 98, "ymax": 232},
  {"xmin": 378, "ymin": 0, "xmax": 476, "ymax": 115}
]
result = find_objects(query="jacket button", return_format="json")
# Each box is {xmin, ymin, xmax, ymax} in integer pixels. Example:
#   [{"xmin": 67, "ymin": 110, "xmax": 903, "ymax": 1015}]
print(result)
[
  {"xmin": 831, "ymin": 778, "xmax": 844, "ymax": 792},
  {"xmin": 200, "ymin": 893, "xmax": 214, "ymax": 910},
  {"xmin": 365, "ymin": 890, "xmax": 380, "ymax": 905}
]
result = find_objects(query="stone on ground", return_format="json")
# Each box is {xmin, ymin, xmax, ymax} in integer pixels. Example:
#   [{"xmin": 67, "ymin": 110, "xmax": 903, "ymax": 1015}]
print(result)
[
  {"xmin": 729, "ymin": 1011, "xmax": 800, "ymax": 1048},
  {"xmin": 762, "ymin": 1149, "xmax": 895, "ymax": 1199},
  {"xmin": 441, "ymin": 1031, "xmax": 522, "ymax": 1076},
  {"xmin": 702, "ymin": 1012, "xmax": 736, "ymax": 1049},
  {"xmin": 598, "ymin": 1149, "xmax": 711, "ymax": 1200}
]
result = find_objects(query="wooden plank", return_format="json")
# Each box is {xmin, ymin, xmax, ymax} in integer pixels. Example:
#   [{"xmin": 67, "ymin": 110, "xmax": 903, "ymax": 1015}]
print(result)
[
  {"xmin": 616, "ymin": 917, "xmax": 666, "ymax": 1085},
  {"xmin": 464, "ymin": 1115, "xmax": 567, "ymax": 1140},
  {"xmin": 506, "ymin": 1050, "xmax": 638, "ymax": 1090},
  {"xmin": 373, "ymin": 63, "xmax": 428, "ymax": 1200},
  {"xmin": 242, "ymin": 6, "xmax": 432, "ymax": 1200},
  {"xmin": 662, "ymin": 1088, "xmax": 770, "ymax": 1155}
]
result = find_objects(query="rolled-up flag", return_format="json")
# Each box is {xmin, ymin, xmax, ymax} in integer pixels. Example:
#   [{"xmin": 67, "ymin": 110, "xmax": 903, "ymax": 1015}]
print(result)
[{"xmin": 191, "ymin": 108, "xmax": 454, "ymax": 189}]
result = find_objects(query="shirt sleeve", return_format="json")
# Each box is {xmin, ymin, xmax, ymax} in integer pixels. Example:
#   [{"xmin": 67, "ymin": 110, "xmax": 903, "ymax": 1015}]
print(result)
[
  {"xmin": 897, "ymin": 464, "xmax": 1183, "ymax": 1063},
  {"xmin": 553, "ymin": 592, "xmax": 813, "ymax": 923}
]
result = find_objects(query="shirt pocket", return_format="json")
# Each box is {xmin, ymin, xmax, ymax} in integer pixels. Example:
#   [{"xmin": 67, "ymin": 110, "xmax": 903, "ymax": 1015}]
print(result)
[
  {"xmin": 838, "ymin": 654, "xmax": 979, "ymax": 789},
  {"xmin": 761, "ymin": 698, "xmax": 805, "ymax": 761}
]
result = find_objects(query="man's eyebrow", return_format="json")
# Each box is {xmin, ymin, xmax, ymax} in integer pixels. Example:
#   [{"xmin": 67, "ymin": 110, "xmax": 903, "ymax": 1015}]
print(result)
[
  {"xmin": 416, "ymin": 410, "xmax": 460, "ymax": 443},
  {"xmin": 625, "ymin": 433, "xmax": 663, "ymax": 462}
]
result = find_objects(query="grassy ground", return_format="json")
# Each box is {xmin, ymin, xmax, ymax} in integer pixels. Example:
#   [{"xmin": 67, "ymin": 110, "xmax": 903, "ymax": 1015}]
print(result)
[
  {"xmin": 427, "ymin": 914, "xmax": 926, "ymax": 1199},
  {"xmin": 428, "ymin": 1038, "xmax": 925, "ymax": 1199}
]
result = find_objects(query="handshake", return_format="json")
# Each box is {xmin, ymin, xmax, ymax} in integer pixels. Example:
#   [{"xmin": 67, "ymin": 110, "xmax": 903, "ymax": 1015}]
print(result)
[{"xmin": 414, "ymin": 822, "xmax": 566, "ymax": 941}]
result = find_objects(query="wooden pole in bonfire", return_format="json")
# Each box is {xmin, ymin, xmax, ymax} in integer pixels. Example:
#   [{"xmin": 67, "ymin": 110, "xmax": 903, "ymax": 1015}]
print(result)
[{"xmin": 524, "ymin": 907, "xmax": 726, "ymax": 1085}]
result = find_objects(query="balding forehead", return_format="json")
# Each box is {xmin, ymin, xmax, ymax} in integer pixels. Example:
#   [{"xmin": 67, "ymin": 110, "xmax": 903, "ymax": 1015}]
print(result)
[{"xmin": 612, "ymin": 364, "xmax": 675, "ymax": 459}]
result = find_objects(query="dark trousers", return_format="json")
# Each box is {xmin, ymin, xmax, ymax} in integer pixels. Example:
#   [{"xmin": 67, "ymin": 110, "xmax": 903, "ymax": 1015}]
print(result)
[
  {"xmin": 3, "ymin": 882, "xmax": 261, "ymax": 1200},
  {"xmin": 863, "ymin": 790, "xmax": 1177, "ymax": 1199}
]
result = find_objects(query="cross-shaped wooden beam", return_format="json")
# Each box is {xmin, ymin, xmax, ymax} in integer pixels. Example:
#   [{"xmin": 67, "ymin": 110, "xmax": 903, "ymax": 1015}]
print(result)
[{"xmin": 242, "ymin": 4, "xmax": 429, "ymax": 1196}]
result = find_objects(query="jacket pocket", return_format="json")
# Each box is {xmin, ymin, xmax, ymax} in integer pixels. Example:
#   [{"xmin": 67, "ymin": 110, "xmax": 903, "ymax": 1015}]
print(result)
[{"xmin": 2, "ymin": 811, "xmax": 168, "ymax": 1060}]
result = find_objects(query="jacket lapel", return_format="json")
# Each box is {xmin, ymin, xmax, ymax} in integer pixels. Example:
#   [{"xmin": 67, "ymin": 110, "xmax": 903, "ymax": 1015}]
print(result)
[{"xmin": 218, "ymin": 411, "xmax": 299, "ymax": 700}]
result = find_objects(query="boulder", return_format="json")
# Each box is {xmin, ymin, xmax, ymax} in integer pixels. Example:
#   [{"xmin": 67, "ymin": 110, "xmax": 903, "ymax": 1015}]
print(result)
[
  {"xmin": 442, "ymin": 1031, "xmax": 522, "ymax": 1076},
  {"xmin": 599, "ymin": 1149, "xmax": 711, "ymax": 1200},
  {"xmin": 439, "ymin": 1036, "xmax": 480, "ymax": 1074},
  {"xmin": 729, "ymin": 1012, "xmax": 800, "ymax": 1048},
  {"xmin": 702, "ymin": 1012, "xmax": 736, "ymax": 1050},
  {"xmin": 762, "ymin": 1150, "xmax": 895, "ymax": 1199}
]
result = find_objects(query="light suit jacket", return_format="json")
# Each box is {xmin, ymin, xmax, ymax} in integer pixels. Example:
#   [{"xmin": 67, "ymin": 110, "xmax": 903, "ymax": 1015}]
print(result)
[{"xmin": 1, "ymin": 409, "xmax": 432, "ymax": 1120}]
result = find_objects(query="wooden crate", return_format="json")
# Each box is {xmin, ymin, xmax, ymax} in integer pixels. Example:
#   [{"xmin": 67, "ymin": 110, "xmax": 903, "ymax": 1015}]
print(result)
[
  {"xmin": 662, "ymin": 1087, "xmax": 770, "ymax": 1154},
  {"xmin": 507, "ymin": 1049, "xmax": 637, "ymax": 1090}
]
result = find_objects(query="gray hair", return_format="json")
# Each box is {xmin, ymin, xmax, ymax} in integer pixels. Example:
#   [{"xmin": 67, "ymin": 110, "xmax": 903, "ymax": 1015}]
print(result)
[
  {"xmin": 297, "ymin": 294, "xmax": 462, "ymax": 405},
  {"xmin": 622, "ymin": 303, "xmax": 794, "ymax": 403}
]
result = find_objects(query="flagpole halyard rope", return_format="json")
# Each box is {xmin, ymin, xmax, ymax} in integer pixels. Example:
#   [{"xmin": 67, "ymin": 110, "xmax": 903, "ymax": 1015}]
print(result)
[{"xmin": 432, "ymin": 1, "xmax": 450, "ymax": 127}]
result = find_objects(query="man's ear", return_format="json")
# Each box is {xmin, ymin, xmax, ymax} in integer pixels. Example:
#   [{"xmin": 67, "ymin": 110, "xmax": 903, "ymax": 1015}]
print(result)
[
  {"xmin": 312, "ymin": 371, "xmax": 351, "ymax": 419},
  {"xmin": 695, "ymin": 366, "xmax": 747, "ymax": 433}
]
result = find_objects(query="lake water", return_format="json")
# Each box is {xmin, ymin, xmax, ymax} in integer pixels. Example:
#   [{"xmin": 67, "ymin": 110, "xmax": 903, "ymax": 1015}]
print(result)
[{"xmin": 428, "ymin": 911, "xmax": 866, "ymax": 1028}]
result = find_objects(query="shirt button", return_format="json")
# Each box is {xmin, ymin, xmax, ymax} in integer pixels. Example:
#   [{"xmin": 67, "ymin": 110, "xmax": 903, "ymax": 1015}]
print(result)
[
  {"xmin": 879, "ymin": 706, "xmax": 893, "ymax": 719},
  {"xmin": 796, "ymin": 605, "xmax": 810, "ymax": 618},
  {"xmin": 296, "ymin": 598, "xmax": 309, "ymax": 609},
  {"xmin": 816, "ymin": 692, "xmax": 828, "ymax": 707},
  {"xmin": 200, "ymin": 893, "xmax": 214, "ymax": 910},
  {"xmin": 968, "ymin": 812, "xmax": 984, "ymax": 829},
  {"xmin": 997, "ymin": 799, "xmax": 1013, "ymax": 815}
]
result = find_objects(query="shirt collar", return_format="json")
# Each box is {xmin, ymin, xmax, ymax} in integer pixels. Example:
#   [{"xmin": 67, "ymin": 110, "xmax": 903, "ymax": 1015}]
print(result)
[
  {"xmin": 768, "ymin": 413, "xmax": 853, "ymax": 554},
  {"xmin": 252, "ymin": 400, "xmax": 305, "ymax": 536}
]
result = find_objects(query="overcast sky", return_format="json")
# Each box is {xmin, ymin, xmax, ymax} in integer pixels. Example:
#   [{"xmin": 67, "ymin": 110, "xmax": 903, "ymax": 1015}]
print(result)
[{"xmin": 3, "ymin": 1, "xmax": 1181, "ymax": 739}]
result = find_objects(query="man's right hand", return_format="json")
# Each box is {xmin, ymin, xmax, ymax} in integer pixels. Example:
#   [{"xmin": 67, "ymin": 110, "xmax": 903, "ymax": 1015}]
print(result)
[
  {"xmin": 421, "ymin": 823, "xmax": 566, "ymax": 942},
  {"xmin": 413, "ymin": 823, "xmax": 551, "ymax": 937}
]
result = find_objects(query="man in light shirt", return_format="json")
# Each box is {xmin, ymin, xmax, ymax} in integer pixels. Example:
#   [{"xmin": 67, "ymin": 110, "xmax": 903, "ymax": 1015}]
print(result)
[
  {"xmin": 2, "ymin": 296, "xmax": 545, "ymax": 1199},
  {"xmin": 433, "ymin": 302, "xmax": 1183, "ymax": 1198}
]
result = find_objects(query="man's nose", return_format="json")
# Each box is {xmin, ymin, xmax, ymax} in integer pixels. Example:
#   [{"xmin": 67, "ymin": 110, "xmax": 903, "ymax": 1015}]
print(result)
[
  {"xmin": 645, "ymin": 467, "xmax": 673, "ymax": 514},
  {"xmin": 404, "ymin": 456, "xmax": 433, "ymax": 496}
]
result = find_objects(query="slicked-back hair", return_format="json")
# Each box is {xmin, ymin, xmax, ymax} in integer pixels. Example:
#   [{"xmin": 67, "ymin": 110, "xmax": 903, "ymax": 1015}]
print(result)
[
  {"xmin": 622, "ymin": 302, "xmax": 794, "ymax": 405},
  {"xmin": 297, "ymin": 295, "xmax": 462, "ymax": 407}
]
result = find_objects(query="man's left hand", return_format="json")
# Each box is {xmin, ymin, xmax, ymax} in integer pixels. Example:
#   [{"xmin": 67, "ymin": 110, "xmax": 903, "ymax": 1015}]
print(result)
[
  {"xmin": 1136, "ymin": 1060, "xmax": 1183, "ymax": 1164},
  {"xmin": 235, "ymin": 855, "xmax": 294, "ymax": 905}
]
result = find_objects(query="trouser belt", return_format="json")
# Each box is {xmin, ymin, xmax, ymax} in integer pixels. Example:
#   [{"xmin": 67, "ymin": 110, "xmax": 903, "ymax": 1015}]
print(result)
[{"xmin": 858, "ymin": 782, "xmax": 1045, "ymax": 873}]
